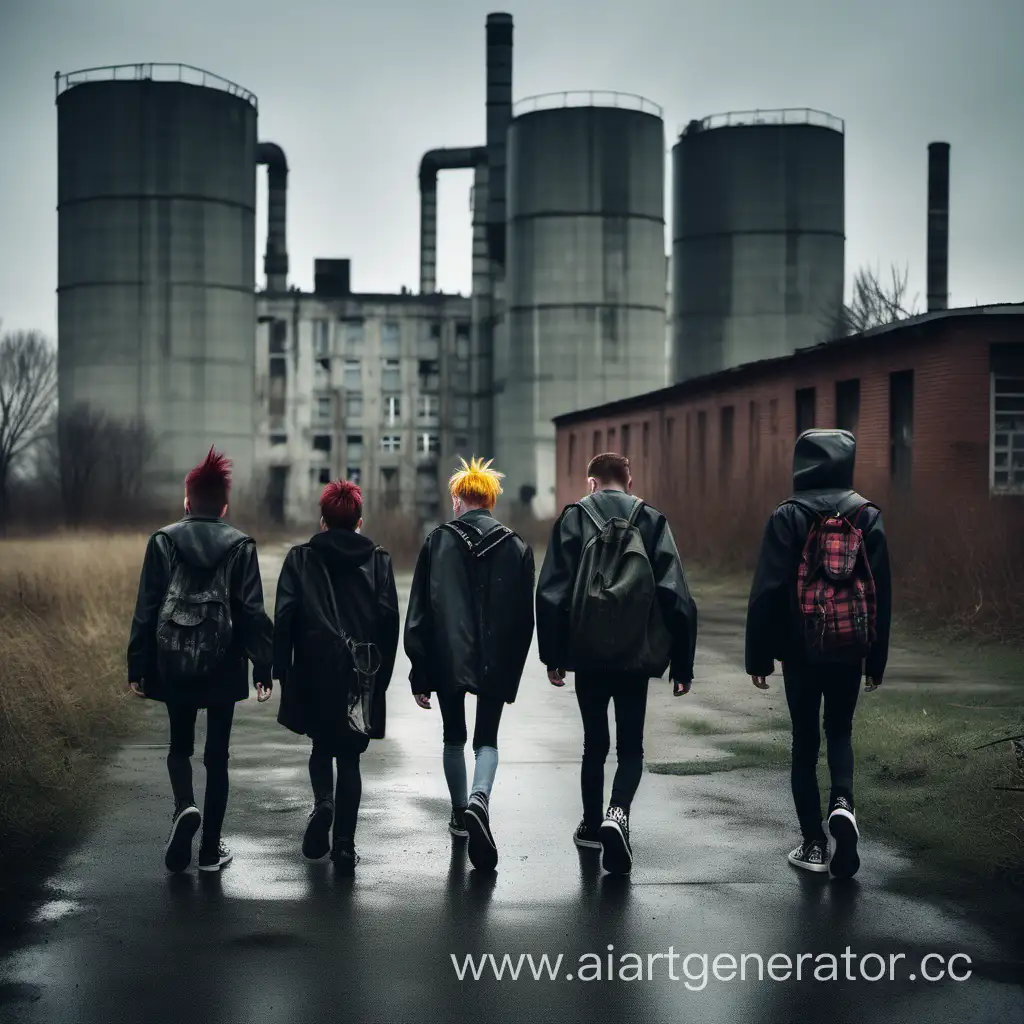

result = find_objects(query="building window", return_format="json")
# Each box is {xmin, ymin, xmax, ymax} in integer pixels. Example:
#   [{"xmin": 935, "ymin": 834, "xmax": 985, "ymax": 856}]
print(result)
[
  {"xmin": 748, "ymin": 400, "xmax": 761, "ymax": 467},
  {"xmin": 419, "ymin": 359, "xmax": 440, "ymax": 392},
  {"xmin": 890, "ymin": 370, "xmax": 914, "ymax": 487},
  {"xmin": 568, "ymin": 432, "xmax": 577, "ymax": 474},
  {"xmin": 269, "ymin": 356, "xmax": 286, "ymax": 417},
  {"xmin": 720, "ymin": 406, "xmax": 735, "ymax": 492},
  {"xmin": 380, "ymin": 467, "xmax": 399, "ymax": 509},
  {"xmin": 417, "ymin": 432, "xmax": 440, "ymax": 454},
  {"xmin": 621, "ymin": 424, "xmax": 630, "ymax": 457},
  {"xmin": 429, "ymin": 322, "xmax": 442, "ymax": 340},
  {"xmin": 382, "ymin": 358, "xmax": 401, "ymax": 391},
  {"xmin": 454, "ymin": 434, "xmax": 469, "ymax": 453},
  {"xmin": 380, "ymin": 321, "xmax": 401, "ymax": 357},
  {"xmin": 593, "ymin": 430, "xmax": 602, "ymax": 456},
  {"xmin": 346, "ymin": 435, "xmax": 364, "ymax": 463},
  {"xmin": 991, "ymin": 360, "xmax": 1024, "ymax": 494},
  {"xmin": 417, "ymin": 394, "xmax": 440, "ymax": 424},
  {"xmin": 383, "ymin": 394, "xmax": 402, "ymax": 426},
  {"xmin": 315, "ymin": 395, "xmax": 332, "ymax": 423},
  {"xmin": 696, "ymin": 410, "xmax": 707, "ymax": 495},
  {"xmin": 270, "ymin": 320, "xmax": 286, "ymax": 354},
  {"xmin": 642, "ymin": 422, "xmax": 649, "ymax": 460},
  {"xmin": 270, "ymin": 433, "xmax": 287, "ymax": 446},
  {"xmin": 312, "ymin": 319, "xmax": 331, "ymax": 358},
  {"xmin": 836, "ymin": 379, "xmax": 861, "ymax": 435},
  {"xmin": 608, "ymin": 427, "xmax": 617, "ymax": 449},
  {"xmin": 381, "ymin": 434, "xmax": 402, "ymax": 453},
  {"xmin": 347, "ymin": 466, "xmax": 362, "ymax": 486},
  {"xmin": 317, "ymin": 467, "xmax": 331, "ymax": 485},
  {"xmin": 343, "ymin": 359, "xmax": 361, "ymax": 390},
  {"xmin": 454, "ymin": 396, "xmax": 470, "ymax": 428},
  {"xmin": 345, "ymin": 391, "xmax": 363, "ymax": 419},
  {"xmin": 455, "ymin": 321, "xmax": 470, "ymax": 341},
  {"xmin": 313, "ymin": 435, "xmax": 331, "ymax": 453},
  {"xmin": 343, "ymin": 319, "xmax": 365, "ymax": 354},
  {"xmin": 795, "ymin": 387, "xmax": 816, "ymax": 436},
  {"xmin": 769, "ymin": 398, "xmax": 779, "ymax": 435}
]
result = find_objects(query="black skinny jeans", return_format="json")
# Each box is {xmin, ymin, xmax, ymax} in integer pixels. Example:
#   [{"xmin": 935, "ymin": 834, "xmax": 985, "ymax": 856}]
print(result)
[
  {"xmin": 783, "ymin": 663, "xmax": 861, "ymax": 841},
  {"xmin": 308, "ymin": 732, "xmax": 369, "ymax": 839},
  {"xmin": 575, "ymin": 673, "xmax": 650, "ymax": 827},
  {"xmin": 438, "ymin": 688, "xmax": 504, "ymax": 749},
  {"xmin": 166, "ymin": 702, "xmax": 235, "ymax": 850}
]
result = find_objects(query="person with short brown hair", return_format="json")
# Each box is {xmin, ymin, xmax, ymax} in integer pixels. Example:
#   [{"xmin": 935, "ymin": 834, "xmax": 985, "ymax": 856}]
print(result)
[{"xmin": 537, "ymin": 451, "xmax": 698, "ymax": 874}]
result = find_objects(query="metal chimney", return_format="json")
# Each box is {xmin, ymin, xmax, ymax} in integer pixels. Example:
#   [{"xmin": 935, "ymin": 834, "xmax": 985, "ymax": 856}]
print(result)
[
  {"xmin": 927, "ymin": 142, "xmax": 949, "ymax": 312},
  {"xmin": 485, "ymin": 12, "xmax": 513, "ymax": 266},
  {"xmin": 257, "ymin": 142, "xmax": 289, "ymax": 292}
]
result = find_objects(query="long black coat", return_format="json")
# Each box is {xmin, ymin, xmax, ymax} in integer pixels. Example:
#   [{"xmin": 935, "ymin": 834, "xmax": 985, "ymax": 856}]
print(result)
[
  {"xmin": 404, "ymin": 508, "xmax": 535, "ymax": 702},
  {"xmin": 745, "ymin": 428, "xmax": 893, "ymax": 680},
  {"xmin": 126, "ymin": 516, "xmax": 273, "ymax": 707},
  {"xmin": 536, "ymin": 489, "xmax": 699, "ymax": 682},
  {"xmin": 273, "ymin": 528, "xmax": 399, "ymax": 743}
]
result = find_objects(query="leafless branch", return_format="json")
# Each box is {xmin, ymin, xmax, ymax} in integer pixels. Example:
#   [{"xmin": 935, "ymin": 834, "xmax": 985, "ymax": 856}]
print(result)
[{"xmin": 828, "ymin": 263, "xmax": 922, "ymax": 337}]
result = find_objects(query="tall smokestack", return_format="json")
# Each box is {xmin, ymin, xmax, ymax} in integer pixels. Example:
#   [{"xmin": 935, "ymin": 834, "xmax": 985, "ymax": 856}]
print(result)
[
  {"xmin": 927, "ymin": 141, "xmax": 949, "ymax": 312},
  {"xmin": 486, "ymin": 12, "xmax": 513, "ymax": 267},
  {"xmin": 257, "ymin": 142, "xmax": 289, "ymax": 293}
]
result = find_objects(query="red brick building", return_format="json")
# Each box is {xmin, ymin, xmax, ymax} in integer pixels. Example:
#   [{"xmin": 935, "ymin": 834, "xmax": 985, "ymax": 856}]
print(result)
[{"xmin": 552, "ymin": 306, "xmax": 1024, "ymax": 564}]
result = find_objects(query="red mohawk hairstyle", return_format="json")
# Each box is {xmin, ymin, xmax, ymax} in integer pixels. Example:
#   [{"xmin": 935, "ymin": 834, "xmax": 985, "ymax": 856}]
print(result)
[
  {"xmin": 184, "ymin": 446, "xmax": 232, "ymax": 516},
  {"xmin": 320, "ymin": 479, "xmax": 362, "ymax": 530}
]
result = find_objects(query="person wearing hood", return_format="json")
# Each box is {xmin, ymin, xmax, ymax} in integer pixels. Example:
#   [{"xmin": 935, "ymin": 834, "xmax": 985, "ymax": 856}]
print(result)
[
  {"xmin": 745, "ymin": 428, "xmax": 892, "ymax": 879},
  {"xmin": 404, "ymin": 458, "xmax": 535, "ymax": 873},
  {"xmin": 272, "ymin": 480, "xmax": 399, "ymax": 873},
  {"xmin": 127, "ymin": 447, "xmax": 274, "ymax": 875}
]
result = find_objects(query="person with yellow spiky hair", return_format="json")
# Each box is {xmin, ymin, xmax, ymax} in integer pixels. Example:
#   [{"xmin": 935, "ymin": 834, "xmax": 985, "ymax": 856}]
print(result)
[{"xmin": 404, "ymin": 456, "xmax": 536, "ymax": 873}]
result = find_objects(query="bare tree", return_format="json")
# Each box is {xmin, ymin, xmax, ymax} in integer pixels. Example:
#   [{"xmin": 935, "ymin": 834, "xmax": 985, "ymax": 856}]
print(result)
[
  {"xmin": 833, "ymin": 264, "xmax": 921, "ymax": 336},
  {"xmin": 0, "ymin": 329, "xmax": 57, "ymax": 529}
]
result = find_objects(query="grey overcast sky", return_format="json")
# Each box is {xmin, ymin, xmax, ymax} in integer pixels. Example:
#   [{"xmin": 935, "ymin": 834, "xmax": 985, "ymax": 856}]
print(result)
[{"xmin": 2, "ymin": 0, "xmax": 1022, "ymax": 336}]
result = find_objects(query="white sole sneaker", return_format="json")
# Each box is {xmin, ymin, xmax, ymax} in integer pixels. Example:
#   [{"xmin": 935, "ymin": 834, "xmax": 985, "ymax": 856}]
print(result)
[
  {"xmin": 574, "ymin": 833, "xmax": 602, "ymax": 850},
  {"xmin": 828, "ymin": 809, "xmax": 861, "ymax": 879},
  {"xmin": 164, "ymin": 807, "xmax": 201, "ymax": 874},
  {"xmin": 198, "ymin": 851, "xmax": 234, "ymax": 872},
  {"xmin": 464, "ymin": 801, "xmax": 498, "ymax": 872},
  {"xmin": 787, "ymin": 843, "xmax": 830, "ymax": 873},
  {"xmin": 599, "ymin": 820, "xmax": 632, "ymax": 874}
]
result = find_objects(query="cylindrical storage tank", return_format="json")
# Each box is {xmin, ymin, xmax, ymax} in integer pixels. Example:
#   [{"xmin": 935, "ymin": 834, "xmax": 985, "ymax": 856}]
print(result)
[
  {"xmin": 56, "ymin": 65, "xmax": 258, "ymax": 501},
  {"xmin": 671, "ymin": 109, "xmax": 844, "ymax": 382},
  {"xmin": 497, "ymin": 92, "xmax": 667, "ymax": 518}
]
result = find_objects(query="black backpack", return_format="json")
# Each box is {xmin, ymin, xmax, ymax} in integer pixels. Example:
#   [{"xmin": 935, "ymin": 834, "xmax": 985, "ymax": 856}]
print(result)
[
  {"xmin": 155, "ymin": 539, "xmax": 241, "ymax": 684},
  {"xmin": 568, "ymin": 495, "xmax": 672, "ymax": 676}
]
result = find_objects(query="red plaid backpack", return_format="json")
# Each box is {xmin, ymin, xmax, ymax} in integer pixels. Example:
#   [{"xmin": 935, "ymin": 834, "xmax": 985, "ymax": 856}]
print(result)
[{"xmin": 788, "ymin": 495, "xmax": 879, "ymax": 663}]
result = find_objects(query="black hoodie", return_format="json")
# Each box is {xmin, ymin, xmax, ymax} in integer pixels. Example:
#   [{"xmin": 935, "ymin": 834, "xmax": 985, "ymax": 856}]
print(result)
[
  {"xmin": 744, "ymin": 429, "xmax": 892, "ymax": 679},
  {"xmin": 126, "ymin": 516, "xmax": 274, "ymax": 705},
  {"xmin": 273, "ymin": 528, "xmax": 399, "ymax": 740}
]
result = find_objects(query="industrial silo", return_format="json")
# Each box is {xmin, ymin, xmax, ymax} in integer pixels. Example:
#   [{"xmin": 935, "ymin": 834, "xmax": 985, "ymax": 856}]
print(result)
[
  {"xmin": 495, "ymin": 92, "xmax": 667, "ymax": 518},
  {"xmin": 56, "ymin": 64, "xmax": 258, "ymax": 500},
  {"xmin": 671, "ymin": 109, "xmax": 845, "ymax": 382}
]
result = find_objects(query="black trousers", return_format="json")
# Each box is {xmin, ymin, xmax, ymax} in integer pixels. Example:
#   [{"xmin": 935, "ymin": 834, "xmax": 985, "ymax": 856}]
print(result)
[
  {"xmin": 166, "ymin": 701, "xmax": 235, "ymax": 850},
  {"xmin": 783, "ymin": 663, "xmax": 861, "ymax": 841},
  {"xmin": 438, "ymin": 688, "xmax": 505, "ymax": 749},
  {"xmin": 575, "ymin": 673, "xmax": 650, "ymax": 827},
  {"xmin": 308, "ymin": 731, "xmax": 370, "ymax": 839}
]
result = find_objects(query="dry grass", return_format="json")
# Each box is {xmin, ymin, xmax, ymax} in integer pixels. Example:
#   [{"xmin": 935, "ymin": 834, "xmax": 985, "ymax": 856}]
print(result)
[{"xmin": 0, "ymin": 532, "xmax": 145, "ymax": 885}]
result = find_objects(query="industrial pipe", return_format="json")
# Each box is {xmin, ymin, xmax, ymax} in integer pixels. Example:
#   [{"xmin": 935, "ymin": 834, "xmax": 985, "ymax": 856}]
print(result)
[
  {"xmin": 418, "ymin": 146, "xmax": 487, "ymax": 295},
  {"xmin": 486, "ymin": 13, "xmax": 513, "ymax": 267},
  {"xmin": 926, "ymin": 142, "xmax": 950, "ymax": 312},
  {"xmin": 257, "ymin": 142, "xmax": 289, "ymax": 293}
]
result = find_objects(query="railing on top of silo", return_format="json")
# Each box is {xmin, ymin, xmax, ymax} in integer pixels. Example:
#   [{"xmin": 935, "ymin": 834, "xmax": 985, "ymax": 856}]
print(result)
[
  {"xmin": 680, "ymin": 108, "xmax": 844, "ymax": 136},
  {"xmin": 512, "ymin": 91, "xmax": 663, "ymax": 118},
  {"xmin": 55, "ymin": 63, "xmax": 258, "ymax": 109}
]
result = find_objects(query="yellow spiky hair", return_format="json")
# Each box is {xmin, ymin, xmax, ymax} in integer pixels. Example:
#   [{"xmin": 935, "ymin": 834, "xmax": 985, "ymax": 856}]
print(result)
[{"xmin": 449, "ymin": 456, "xmax": 504, "ymax": 508}]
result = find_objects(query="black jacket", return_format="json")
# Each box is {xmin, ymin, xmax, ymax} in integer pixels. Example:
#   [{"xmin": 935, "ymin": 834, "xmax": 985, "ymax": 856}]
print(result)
[
  {"xmin": 404, "ymin": 508, "xmax": 535, "ymax": 702},
  {"xmin": 744, "ymin": 429, "xmax": 893, "ymax": 680},
  {"xmin": 536, "ymin": 489, "xmax": 699, "ymax": 682},
  {"xmin": 126, "ymin": 516, "xmax": 273, "ymax": 706},
  {"xmin": 273, "ymin": 528, "xmax": 399, "ymax": 741}
]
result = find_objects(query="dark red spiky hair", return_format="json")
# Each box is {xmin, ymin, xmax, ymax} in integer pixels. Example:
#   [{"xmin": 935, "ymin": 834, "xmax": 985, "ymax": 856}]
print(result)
[
  {"xmin": 320, "ymin": 479, "xmax": 362, "ymax": 530},
  {"xmin": 185, "ymin": 446, "xmax": 232, "ymax": 515}
]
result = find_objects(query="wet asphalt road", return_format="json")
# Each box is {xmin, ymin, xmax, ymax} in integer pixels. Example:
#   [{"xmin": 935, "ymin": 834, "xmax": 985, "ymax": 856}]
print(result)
[{"xmin": 0, "ymin": 555, "xmax": 1022, "ymax": 1023}]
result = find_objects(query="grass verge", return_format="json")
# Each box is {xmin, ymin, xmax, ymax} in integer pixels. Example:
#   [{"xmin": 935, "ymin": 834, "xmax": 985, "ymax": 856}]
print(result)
[{"xmin": 0, "ymin": 532, "xmax": 145, "ymax": 899}]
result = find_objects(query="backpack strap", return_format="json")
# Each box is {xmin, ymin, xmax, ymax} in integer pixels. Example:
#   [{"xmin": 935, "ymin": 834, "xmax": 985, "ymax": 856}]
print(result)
[
  {"xmin": 575, "ymin": 494, "xmax": 607, "ymax": 531},
  {"xmin": 441, "ymin": 519, "xmax": 514, "ymax": 559},
  {"xmin": 626, "ymin": 496, "xmax": 645, "ymax": 526}
]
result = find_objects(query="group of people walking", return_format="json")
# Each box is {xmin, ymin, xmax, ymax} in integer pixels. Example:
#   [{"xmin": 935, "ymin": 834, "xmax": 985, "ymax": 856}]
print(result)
[{"xmin": 127, "ymin": 427, "xmax": 890, "ymax": 883}]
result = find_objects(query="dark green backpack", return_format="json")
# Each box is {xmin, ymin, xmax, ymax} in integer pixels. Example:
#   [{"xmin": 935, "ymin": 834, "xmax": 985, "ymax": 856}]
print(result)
[{"xmin": 568, "ymin": 495, "xmax": 672, "ymax": 676}]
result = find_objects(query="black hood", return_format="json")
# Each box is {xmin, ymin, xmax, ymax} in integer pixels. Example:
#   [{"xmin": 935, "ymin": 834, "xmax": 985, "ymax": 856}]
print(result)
[
  {"xmin": 308, "ymin": 527, "xmax": 377, "ymax": 570},
  {"xmin": 160, "ymin": 516, "xmax": 250, "ymax": 568},
  {"xmin": 793, "ymin": 429, "xmax": 856, "ymax": 492}
]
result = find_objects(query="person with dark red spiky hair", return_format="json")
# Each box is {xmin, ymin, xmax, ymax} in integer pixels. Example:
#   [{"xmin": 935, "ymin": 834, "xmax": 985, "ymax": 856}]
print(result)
[
  {"xmin": 272, "ymin": 479, "xmax": 399, "ymax": 874},
  {"xmin": 127, "ymin": 446, "xmax": 274, "ymax": 875}
]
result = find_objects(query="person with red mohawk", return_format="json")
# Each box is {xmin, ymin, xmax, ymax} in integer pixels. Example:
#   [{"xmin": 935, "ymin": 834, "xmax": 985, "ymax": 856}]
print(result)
[
  {"xmin": 127, "ymin": 446, "xmax": 274, "ymax": 874},
  {"xmin": 272, "ymin": 479, "xmax": 399, "ymax": 873}
]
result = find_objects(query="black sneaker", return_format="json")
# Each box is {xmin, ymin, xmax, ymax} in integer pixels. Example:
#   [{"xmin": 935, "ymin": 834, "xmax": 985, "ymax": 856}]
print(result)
[
  {"xmin": 828, "ymin": 797, "xmax": 860, "ymax": 879},
  {"xmin": 302, "ymin": 799, "xmax": 334, "ymax": 862},
  {"xmin": 573, "ymin": 821, "xmax": 602, "ymax": 849},
  {"xmin": 787, "ymin": 837, "xmax": 830, "ymax": 873},
  {"xmin": 449, "ymin": 807, "xmax": 469, "ymax": 838},
  {"xmin": 331, "ymin": 836, "xmax": 359, "ymax": 875},
  {"xmin": 197, "ymin": 841, "xmax": 233, "ymax": 872},
  {"xmin": 464, "ymin": 791, "xmax": 498, "ymax": 872},
  {"xmin": 164, "ymin": 804, "xmax": 201, "ymax": 874},
  {"xmin": 599, "ymin": 806, "xmax": 633, "ymax": 874}
]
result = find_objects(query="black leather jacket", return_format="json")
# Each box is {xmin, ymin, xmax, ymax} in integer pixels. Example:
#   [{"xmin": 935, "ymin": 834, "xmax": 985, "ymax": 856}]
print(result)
[
  {"xmin": 126, "ymin": 516, "xmax": 273, "ymax": 705},
  {"xmin": 744, "ymin": 429, "xmax": 893, "ymax": 679},
  {"xmin": 404, "ymin": 508, "xmax": 535, "ymax": 702},
  {"xmin": 536, "ymin": 488, "xmax": 699, "ymax": 682}
]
